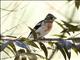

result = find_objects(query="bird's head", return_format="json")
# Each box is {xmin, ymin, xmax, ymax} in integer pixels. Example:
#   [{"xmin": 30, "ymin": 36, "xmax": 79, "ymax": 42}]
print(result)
[{"xmin": 44, "ymin": 13, "xmax": 56, "ymax": 23}]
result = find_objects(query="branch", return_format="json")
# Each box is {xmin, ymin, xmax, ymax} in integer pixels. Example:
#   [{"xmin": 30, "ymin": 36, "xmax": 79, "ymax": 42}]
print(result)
[
  {"xmin": 33, "ymin": 38, "xmax": 80, "ymax": 43},
  {"xmin": 1, "ymin": 37, "xmax": 80, "ymax": 43},
  {"xmin": 1, "ymin": 34, "xmax": 80, "ymax": 42}
]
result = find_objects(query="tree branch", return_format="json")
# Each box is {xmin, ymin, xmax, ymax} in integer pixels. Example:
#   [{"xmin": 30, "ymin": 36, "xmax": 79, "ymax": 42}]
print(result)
[
  {"xmin": 33, "ymin": 37, "xmax": 80, "ymax": 42},
  {"xmin": 1, "ymin": 37, "xmax": 80, "ymax": 43}
]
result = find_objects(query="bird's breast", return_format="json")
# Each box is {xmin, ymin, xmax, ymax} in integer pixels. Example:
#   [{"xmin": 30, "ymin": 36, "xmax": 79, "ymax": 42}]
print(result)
[{"xmin": 44, "ymin": 23, "xmax": 53, "ymax": 32}]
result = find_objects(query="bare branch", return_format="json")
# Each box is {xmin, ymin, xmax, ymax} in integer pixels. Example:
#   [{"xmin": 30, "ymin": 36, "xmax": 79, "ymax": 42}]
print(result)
[{"xmin": 1, "ymin": 37, "xmax": 80, "ymax": 43}]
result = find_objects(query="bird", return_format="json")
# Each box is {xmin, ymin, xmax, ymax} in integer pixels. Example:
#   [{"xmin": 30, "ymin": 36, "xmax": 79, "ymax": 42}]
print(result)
[{"xmin": 28, "ymin": 13, "xmax": 56, "ymax": 39}]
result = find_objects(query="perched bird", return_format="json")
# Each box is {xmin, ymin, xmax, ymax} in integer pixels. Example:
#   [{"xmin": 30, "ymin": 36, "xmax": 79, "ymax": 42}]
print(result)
[{"xmin": 28, "ymin": 13, "xmax": 56, "ymax": 39}]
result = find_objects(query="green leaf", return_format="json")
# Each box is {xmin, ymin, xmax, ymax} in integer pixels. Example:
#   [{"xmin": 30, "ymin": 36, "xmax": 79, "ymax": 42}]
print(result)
[
  {"xmin": 35, "ymin": 54, "xmax": 45, "ymax": 59},
  {"xmin": 26, "ymin": 40, "xmax": 39, "ymax": 48},
  {"xmin": 6, "ymin": 35, "xmax": 17, "ymax": 38},
  {"xmin": 3, "ymin": 50, "xmax": 12, "ymax": 58},
  {"xmin": 0, "ymin": 41, "xmax": 10, "ymax": 52},
  {"xmin": 7, "ymin": 46, "xmax": 15, "ymax": 55},
  {"xmin": 67, "ymin": 0, "xmax": 72, "ymax": 1},
  {"xmin": 61, "ymin": 28, "xmax": 70, "ymax": 35},
  {"xmin": 0, "ymin": 40, "xmax": 3, "ymax": 46},
  {"xmin": 20, "ymin": 37, "xmax": 39, "ymax": 48},
  {"xmin": 53, "ymin": 34, "xmax": 67, "ymax": 38},
  {"xmin": 14, "ymin": 55, "xmax": 19, "ymax": 60},
  {"xmin": 63, "ymin": 46, "xmax": 71, "ymax": 60},
  {"xmin": 48, "ymin": 47, "xmax": 58, "ymax": 60},
  {"xmin": 21, "ymin": 57, "xmax": 26, "ymax": 60},
  {"xmin": 27, "ymin": 53, "xmax": 37, "ymax": 60},
  {"xmin": 14, "ymin": 49, "xmax": 25, "ymax": 60},
  {"xmin": 16, "ymin": 49, "xmax": 26, "ymax": 60},
  {"xmin": 8, "ymin": 42, "xmax": 16, "ymax": 54},
  {"xmin": 18, "ymin": 49, "xmax": 25, "ymax": 53},
  {"xmin": 61, "ymin": 20, "xmax": 72, "ymax": 27},
  {"xmin": 75, "ymin": 0, "xmax": 80, "ymax": 9},
  {"xmin": 39, "ymin": 42, "xmax": 48, "ymax": 58},
  {"xmin": 55, "ymin": 21, "xmax": 64, "ymax": 29},
  {"xmin": 48, "ymin": 42, "xmax": 54, "ymax": 46},
  {"xmin": 72, "ymin": 44, "xmax": 80, "ymax": 54},
  {"xmin": 61, "ymin": 20, "xmax": 80, "ymax": 32},
  {"xmin": 55, "ymin": 43, "xmax": 66, "ymax": 60},
  {"xmin": 28, "ymin": 27, "xmax": 37, "ymax": 39},
  {"xmin": 71, "ymin": 38, "xmax": 80, "ymax": 43},
  {"xmin": 14, "ymin": 41, "xmax": 30, "ymax": 52},
  {"xmin": 62, "ymin": 20, "xmax": 80, "ymax": 31},
  {"xmin": 55, "ymin": 21, "xmax": 72, "ymax": 35}
]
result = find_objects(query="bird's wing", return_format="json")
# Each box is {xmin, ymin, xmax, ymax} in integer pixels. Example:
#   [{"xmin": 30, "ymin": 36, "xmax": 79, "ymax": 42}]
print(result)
[
  {"xmin": 34, "ymin": 20, "xmax": 44, "ymax": 30},
  {"xmin": 28, "ymin": 20, "xmax": 44, "ymax": 37}
]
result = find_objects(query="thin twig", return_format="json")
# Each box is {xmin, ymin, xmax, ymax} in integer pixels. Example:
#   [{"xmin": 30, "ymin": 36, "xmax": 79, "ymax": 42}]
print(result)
[
  {"xmin": 0, "ymin": 8, "xmax": 16, "ymax": 11},
  {"xmin": 1, "ymin": 37, "xmax": 80, "ymax": 42},
  {"xmin": 48, "ymin": 47, "xmax": 58, "ymax": 60}
]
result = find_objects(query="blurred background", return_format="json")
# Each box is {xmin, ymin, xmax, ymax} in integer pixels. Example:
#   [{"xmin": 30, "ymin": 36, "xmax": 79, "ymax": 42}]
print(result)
[{"xmin": 1, "ymin": 1, "xmax": 80, "ymax": 60}]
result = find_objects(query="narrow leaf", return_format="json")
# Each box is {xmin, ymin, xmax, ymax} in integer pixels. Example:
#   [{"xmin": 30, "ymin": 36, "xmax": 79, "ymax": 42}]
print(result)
[
  {"xmin": 14, "ymin": 55, "xmax": 20, "ymax": 60},
  {"xmin": 35, "ymin": 54, "xmax": 45, "ymax": 59},
  {"xmin": 21, "ymin": 57, "xmax": 26, "ymax": 60},
  {"xmin": 63, "ymin": 45, "xmax": 71, "ymax": 60},
  {"xmin": 55, "ymin": 21, "xmax": 64, "ymax": 29},
  {"xmin": 39, "ymin": 42, "xmax": 48, "ymax": 58},
  {"xmin": 75, "ymin": 0, "xmax": 80, "ymax": 9},
  {"xmin": 28, "ymin": 27, "xmax": 37, "ymax": 39},
  {"xmin": 48, "ymin": 42, "xmax": 54, "ymax": 46},
  {"xmin": 8, "ymin": 42, "xmax": 16, "ymax": 55},
  {"xmin": 62, "ymin": 20, "xmax": 80, "ymax": 32},
  {"xmin": 53, "ymin": 34, "xmax": 67, "ymax": 38},
  {"xmin": 3, "ymin": 50, "xmax": 12, "ymax": 58},
  {"xmin": 14, "ymin": 41, "xmax": 30, "ymax": 51},
  {"xmin": 14, "ymin": 56, "xmax": 20, "ymax": 60},
  {"xmin": 55, "ymin": 43, "xmax": 66, "ymax": 60},
  {"xmin": 9, "ymin": 42, "xmax": 16, "ymax": 52},
  {"xmin": 6, "ymin": 35, "xmax": 17, "ymax": 38},
  {"xmin": 48, "ymin": 47, "xmax": 58, "ymax": 60},
  {"xmin": 72, "ymin": 44, "xmax": 80, "ymax": 54},
  {"xmin": 20, "ymin": 37, "xmax": 39, "ymax": 48},
  {"xmin": 7, "ymin": 46, "xmax": 15, "ymax": 55},
  {"xmin": 26, "ymin": 40, "xmax": 39, "ymax": 48},
  {"xmin": 76, "ymin": 44, "xmax": 80, "ymax": 53},
  {"xmin": 0, "ymin": 41, "xmax": 9, "ymax": 52},
  {"xmin": 67, "ymin": 0, "xmax": 72, "ymax": 1},
  {"xmin": 27, "ymin": 53, "xmax": 37, "ymax": 60}
]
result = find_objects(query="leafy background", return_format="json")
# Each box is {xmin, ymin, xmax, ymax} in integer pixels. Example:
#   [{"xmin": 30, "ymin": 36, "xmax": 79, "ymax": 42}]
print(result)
[{"xmin": 1, "ymin": 0, "xmax": 80, "ymax": 60}]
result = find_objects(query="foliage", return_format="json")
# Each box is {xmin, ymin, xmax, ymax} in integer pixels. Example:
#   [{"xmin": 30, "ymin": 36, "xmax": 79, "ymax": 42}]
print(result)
[
  {"xmin": 1, "ymin": 20, "xmax": 80, "ymax": 60},
  {"xmin": 1, "ymin": 0, "xmax": 80, "ymax": 60},
  {"xmin": 67, "ymin": 0, "xmax": 80, "ymax": 9}
]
